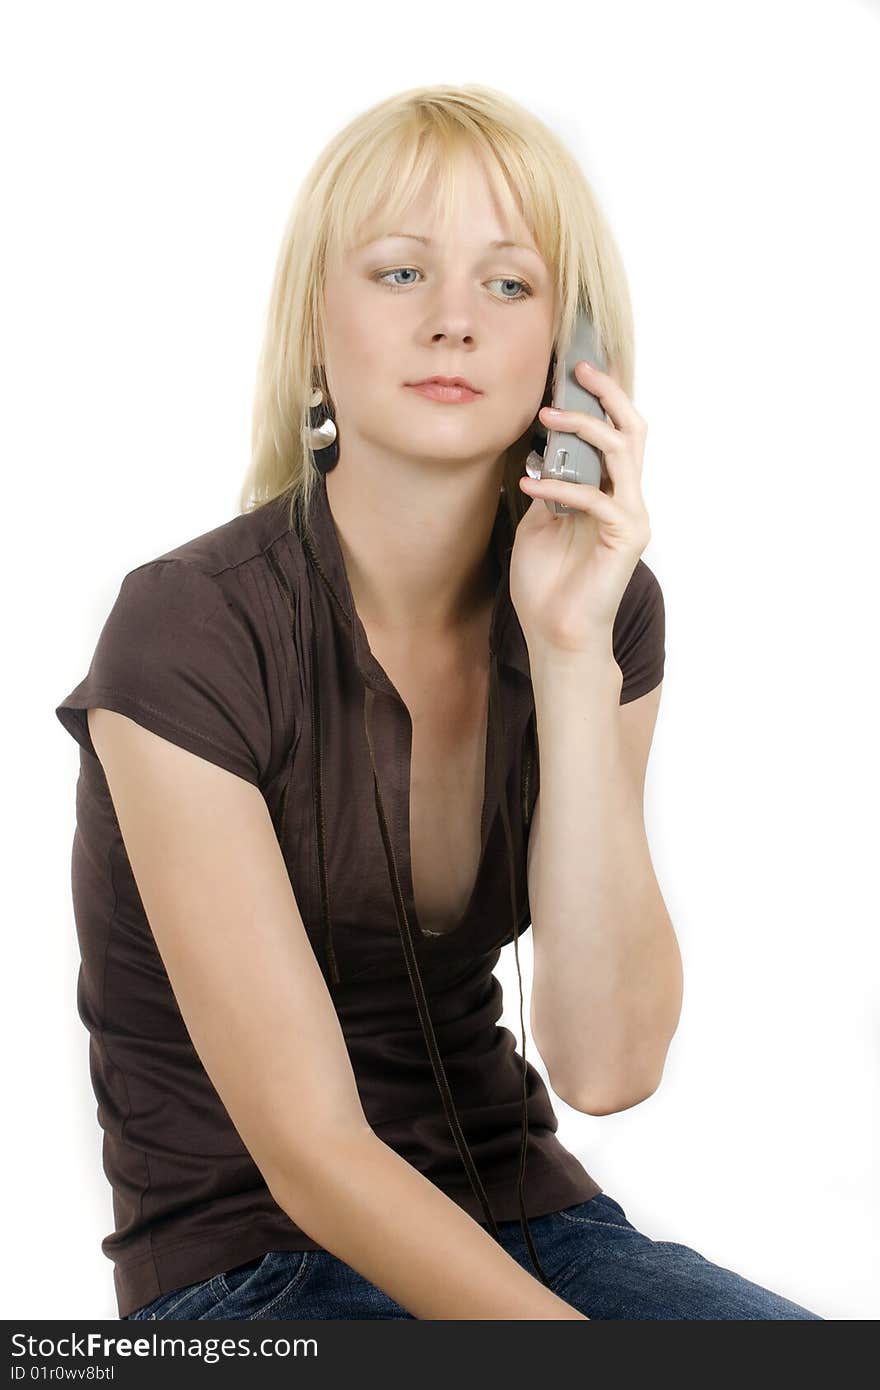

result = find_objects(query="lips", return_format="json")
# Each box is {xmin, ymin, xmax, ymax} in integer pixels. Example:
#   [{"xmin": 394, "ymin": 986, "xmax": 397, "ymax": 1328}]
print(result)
[
  {"xmin": 406, "ymin": 380, "xmax": 481, "ymax": 403},
  {"xmin": 408, "ymin": 376, "xmax": 481, "ymax": 393}
]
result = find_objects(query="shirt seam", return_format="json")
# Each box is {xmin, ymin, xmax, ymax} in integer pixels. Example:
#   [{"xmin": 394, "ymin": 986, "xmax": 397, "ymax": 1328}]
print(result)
[
  {"xmin": 126, "ymin": 510, "xmax": 298, "ymax": 586},
  {"xmin": 104, "ymin": 834, "xmax": 158, "ymax": 1290},
  {"xmin": 70, "ymin": 683, "xmax": 258, "ymax": 782}
]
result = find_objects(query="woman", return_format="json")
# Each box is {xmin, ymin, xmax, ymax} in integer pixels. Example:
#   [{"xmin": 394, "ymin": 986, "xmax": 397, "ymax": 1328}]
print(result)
[{"xmin": 56, "ymin": 83, "xmax": 823, "ymax": 1320}]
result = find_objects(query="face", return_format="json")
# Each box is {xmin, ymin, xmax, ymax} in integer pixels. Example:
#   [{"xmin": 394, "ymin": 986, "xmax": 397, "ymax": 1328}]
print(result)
[{"xmin": 320, "ymin": 150, "xmax": 557, "ymax": 476}]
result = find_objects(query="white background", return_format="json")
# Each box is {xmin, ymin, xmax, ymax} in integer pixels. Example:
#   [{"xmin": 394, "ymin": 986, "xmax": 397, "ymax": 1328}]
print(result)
[{"xmin": 7, "ymin": 0, "xmax": 878, "ymax": 1321}]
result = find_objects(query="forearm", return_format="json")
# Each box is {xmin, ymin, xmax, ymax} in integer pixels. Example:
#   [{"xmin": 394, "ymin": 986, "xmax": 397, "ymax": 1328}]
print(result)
[
  {"xmin": 528, "ymin": 644, "xmax": 682, "ymax": 1110},
  {"xmin": 273, "ymin": 1126, "xmax": 587, "ymax": 1320}
]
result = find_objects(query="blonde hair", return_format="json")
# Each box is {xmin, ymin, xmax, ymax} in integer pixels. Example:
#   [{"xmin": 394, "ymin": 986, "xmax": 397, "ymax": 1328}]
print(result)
[{"xmin": 238, "ymin": 82, "xmax": 635, "ymax": 536}]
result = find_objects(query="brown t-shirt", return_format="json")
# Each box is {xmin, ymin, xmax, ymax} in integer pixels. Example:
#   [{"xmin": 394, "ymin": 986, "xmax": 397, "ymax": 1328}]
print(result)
[{"xmin": 55, "ymin": 474, "xmax": 665, "ymax": 1318}]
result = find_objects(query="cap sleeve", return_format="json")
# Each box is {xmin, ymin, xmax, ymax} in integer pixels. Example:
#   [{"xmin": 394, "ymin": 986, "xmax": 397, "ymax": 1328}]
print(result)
[
  {"xmin": 55, "ymin": 559, "xmax": 271, "ymax": 787},
  {"xmin": 614, "ymin": 558, "xmax": 665, "ymax": 705}
]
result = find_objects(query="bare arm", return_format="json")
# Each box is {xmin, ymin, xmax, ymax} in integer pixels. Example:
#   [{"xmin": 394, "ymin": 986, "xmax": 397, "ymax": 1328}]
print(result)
[{"xmin": 88, "ymin": 708, "xmax": 587, "ymax": 1321}]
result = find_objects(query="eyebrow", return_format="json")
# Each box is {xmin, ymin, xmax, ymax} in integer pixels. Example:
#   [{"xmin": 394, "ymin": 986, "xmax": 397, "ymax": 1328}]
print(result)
[{"xmin": 359, "ymin": 232, "xmax": 543, "ymax": 260}]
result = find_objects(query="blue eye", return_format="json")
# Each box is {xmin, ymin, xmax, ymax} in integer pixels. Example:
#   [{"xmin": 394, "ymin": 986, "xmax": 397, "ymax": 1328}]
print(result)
[{"xmin": 373, "ymin": 268, "xmax": 533, "ymax": 305}]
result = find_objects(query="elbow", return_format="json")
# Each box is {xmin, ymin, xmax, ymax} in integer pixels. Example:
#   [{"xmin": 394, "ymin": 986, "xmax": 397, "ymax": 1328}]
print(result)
[
  {"xmin": 548, "ymin": 1011, "xmax": 680, "ymax": 1117},
  {"xmin": 264, "ymin": 1118, "xmax": 375, "ymax": 1217},
  {"xmin": 554, "ymin": 1068, "xmax": 662, "ymax": 1116}
]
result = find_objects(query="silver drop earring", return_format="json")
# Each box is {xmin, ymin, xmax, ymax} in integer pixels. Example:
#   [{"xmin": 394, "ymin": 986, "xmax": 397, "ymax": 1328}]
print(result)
[
  {"xmin": 307, "ymin": 381, "xmax": 339, "ymax": 473},
  {"xmin": 525, "ymin": 351, "xmax": 556, "ymax": 479}
]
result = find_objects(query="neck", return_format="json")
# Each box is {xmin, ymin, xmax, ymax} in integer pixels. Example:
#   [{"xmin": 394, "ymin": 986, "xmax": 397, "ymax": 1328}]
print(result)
[{"xmin": 324, "ymin": 455, "xmax": 504, "ymax": 638}]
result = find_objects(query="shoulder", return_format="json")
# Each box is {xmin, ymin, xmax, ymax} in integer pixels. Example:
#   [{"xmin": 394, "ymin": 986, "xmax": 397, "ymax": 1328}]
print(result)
[
  {"xmin": 613, "ymin": 558, "xmax": 665, "ymax": 703},
  {"xmin": 615, "ymin": 558, "xmax": 664, "ymax": 632},
  {"xmin": 121, "ymin": 494, "xmax": 308, "ymax": 629},
  {"xmin": 138, "ymin": 493, "xmax": 303, "ymax": 587},
  {"xmin": 621, "ymin": 557, "xmax": 663, "ymax": 606},
  {"xmin": 56, "ymin": 496, "xmax": 305, "ymax": 787}
]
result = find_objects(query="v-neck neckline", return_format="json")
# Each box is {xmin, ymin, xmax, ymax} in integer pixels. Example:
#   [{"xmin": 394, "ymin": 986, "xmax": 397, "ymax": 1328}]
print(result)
[
  {"xmin": 297, "ymin": 475, "xmax": 534, "ymax": 944},
  {"xmin": 399, "ymin": 636, "xmax": 495, "ymax": 941}
]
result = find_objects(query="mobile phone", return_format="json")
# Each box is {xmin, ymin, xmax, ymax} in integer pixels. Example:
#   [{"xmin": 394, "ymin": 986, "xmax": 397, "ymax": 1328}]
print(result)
[{"xmin": 531, "ymin": 311, "xmax": 608, "ymax": 516}]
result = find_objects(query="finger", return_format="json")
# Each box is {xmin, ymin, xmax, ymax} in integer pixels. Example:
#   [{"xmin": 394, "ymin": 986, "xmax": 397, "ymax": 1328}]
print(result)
[
  {"xmin": 535, "ymin": 409, "xmax": 640, "ymax": 504},
  {"xmin": 573, "ymin": 359, "xmax": 647, "ymax": 437},
  {"xmin": 518, "ymin": 474, "xmax": 626, "ymax": 529},
  {"xmin": 539, "ymin": 404, "xmax": 619, "ymax": 454}
]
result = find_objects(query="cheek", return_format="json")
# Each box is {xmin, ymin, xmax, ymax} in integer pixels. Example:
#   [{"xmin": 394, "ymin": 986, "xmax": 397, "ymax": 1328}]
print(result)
[
  {"xmin": 503, "ymin": 327, "xmax": 551, "ymax": 381},
  {"xmin": 322, "ymin": 312, "xmax": 383, "ymax": 399},
  {"xmin": 342, "ymin": 298, "xmax": 397, "ymax": 368},
  {"xmin": 507, "ymin": 353, "xmax": 554, "ymax": 418},
  {"xmin": 323, "ymin": 274, "xmax": 376, "ymax": 347}
]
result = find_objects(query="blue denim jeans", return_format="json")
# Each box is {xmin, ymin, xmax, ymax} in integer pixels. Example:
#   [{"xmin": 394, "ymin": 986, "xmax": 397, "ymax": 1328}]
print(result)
[{"xmin": 124, "ymin": 1192, "xmax": 824, "ymax": 1321}]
